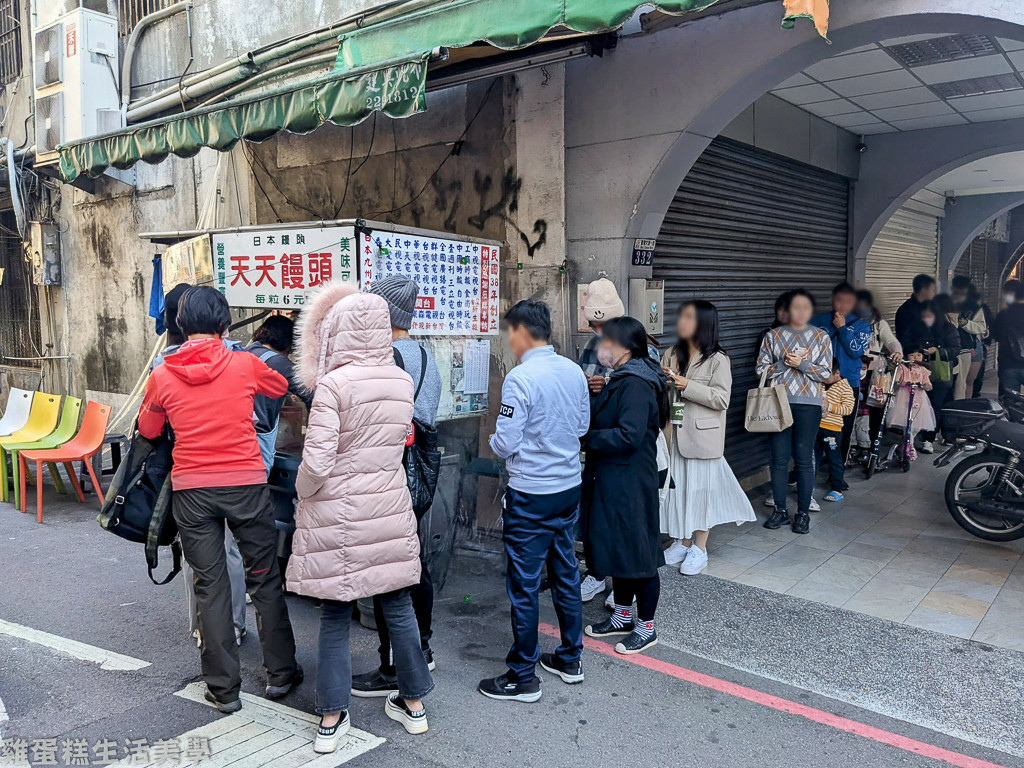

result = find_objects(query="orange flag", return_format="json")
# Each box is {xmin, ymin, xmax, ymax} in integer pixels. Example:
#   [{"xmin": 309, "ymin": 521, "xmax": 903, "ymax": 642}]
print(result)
[{"xmin": 782, "ymin": 0, "xmax": 830, "ymax": 41}]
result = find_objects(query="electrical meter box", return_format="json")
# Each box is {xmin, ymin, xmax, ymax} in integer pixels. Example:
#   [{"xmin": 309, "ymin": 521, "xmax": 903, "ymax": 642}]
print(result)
[
  {"xmin": 628, "ymin": 278, "xmax": 664, "ymax": 336},
  {"xmin": 29, "ymin": 222, "xmax": 62, "ymax": 285}
]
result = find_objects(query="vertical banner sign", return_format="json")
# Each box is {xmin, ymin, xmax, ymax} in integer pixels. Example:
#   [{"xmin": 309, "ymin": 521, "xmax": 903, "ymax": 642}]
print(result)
[
  {"xmin": 360, "ymin": 231, "xmax": 500, "ymax": 335},
  {"xmin": 212, "ymin": 226, "xmax": 358, "ymax": 308}
]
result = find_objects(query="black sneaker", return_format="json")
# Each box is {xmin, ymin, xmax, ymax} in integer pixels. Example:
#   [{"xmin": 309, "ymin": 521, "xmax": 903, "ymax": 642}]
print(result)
[
  {"xmin": 314, "ymin": 711, "xmax": 350, "ymax": 754},
  {"xmin": 585, "ymin": 617, "xmax": 634, "ymax": 638},
  {"xmin": 792, "ymin": 512, "xmax": 810, "ymax": 534},
  {"xmin": 385, "ymin": 692, "xmax": 429, "ymax": 734},
  {"xmin": 204, "ymin": 689, "xmax": 242, "ymax": 714},
  {"xmin": 539, "ymin": 653, "xmax": 584, "ymax": 684},
  {"xmin": 615, "ymin": 629, "xmax": 658, "ymax": 655},
  {"xmin": 265, "ymin": 664, "xmax": 303, "ymax": 700},
  {"xmin": 763, "ymin": 509, "xmax": 790, "ymax": 529},
  {"xmin": 352, "ymin": 668, "xmax": 398, "ymax": 698},
  {"xmin": 478, "ymin": 673, "xmax": 542, "ymax": 702}
]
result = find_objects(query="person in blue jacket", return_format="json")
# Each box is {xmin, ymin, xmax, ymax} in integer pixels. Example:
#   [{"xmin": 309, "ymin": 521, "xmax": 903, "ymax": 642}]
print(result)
[
  {"xmin": 812, "ymin": 281, "xmax": 870, "ymax": 470},
  {"xmin": 478, "ymin": 300, "xmax": 590, "ymax": 704}
]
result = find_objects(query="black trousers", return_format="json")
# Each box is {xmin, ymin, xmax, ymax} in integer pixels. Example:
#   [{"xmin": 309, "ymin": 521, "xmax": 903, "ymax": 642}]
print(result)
[
  {"xmin": 374, "ymin": 558, "xmax": 434, "ymax": 675},
  {"xmin": 173, "ymin": 484, "xmax": 298, "ymax": 701}
]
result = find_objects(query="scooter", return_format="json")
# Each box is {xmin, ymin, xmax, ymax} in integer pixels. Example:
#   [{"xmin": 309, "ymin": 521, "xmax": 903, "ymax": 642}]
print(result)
[
  {"xmin": 935, "ymin": 397, "xmax": 1024, "ymax": 541},
  {"xmin": 864, "ymin": 358, "xmax": 906, "ymax": 479}
]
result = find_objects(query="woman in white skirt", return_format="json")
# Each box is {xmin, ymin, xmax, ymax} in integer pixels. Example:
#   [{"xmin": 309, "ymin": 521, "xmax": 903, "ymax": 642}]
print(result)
[{"xmin": 660, "ymin": 300, "xmax": 756, "ymax": 575}]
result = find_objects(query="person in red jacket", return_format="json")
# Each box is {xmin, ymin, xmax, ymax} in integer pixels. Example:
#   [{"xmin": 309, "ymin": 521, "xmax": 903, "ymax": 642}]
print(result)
[{"xmin": 139, "ymin": 286, "xmax": 302, "ymax": 713}]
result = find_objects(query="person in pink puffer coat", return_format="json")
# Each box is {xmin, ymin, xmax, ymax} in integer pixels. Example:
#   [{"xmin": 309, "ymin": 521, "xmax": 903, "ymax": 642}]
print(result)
[{"xmin": 287, "ymin": 283, "xmax": 434, "ymax": 751}]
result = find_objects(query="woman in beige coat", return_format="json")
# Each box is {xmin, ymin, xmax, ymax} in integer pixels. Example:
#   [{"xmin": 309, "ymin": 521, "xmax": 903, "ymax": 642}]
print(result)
[
  {"xmin": 660, "ymin": 301, "xmax": 755, "ymax": 575},
  {"xmin": 288, "ymin": 283, "xmax": 433, "ymax": 752}
]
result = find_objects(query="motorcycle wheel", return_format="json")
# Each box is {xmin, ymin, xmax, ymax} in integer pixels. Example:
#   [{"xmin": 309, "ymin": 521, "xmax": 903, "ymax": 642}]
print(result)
[{"xmin": 945, "ymin": 454, "xmax": 1024, "ymax": 541}]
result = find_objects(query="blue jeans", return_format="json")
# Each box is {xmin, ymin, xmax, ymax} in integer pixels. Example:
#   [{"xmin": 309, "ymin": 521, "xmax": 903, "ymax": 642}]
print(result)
[
  {"xmin": 257, "ymin": 424, "xmax": 279, "ymax": 477},
  {"xmin": 502, "ymin": 484, "xmax": 583, "ymax": 683},
  {"xmin": 769, "ymin": 404, "xmax": 821, "ymax": 514},
  {"xmin": 316, "ymin": 589, "xmax": 433, "ymax": 714}
]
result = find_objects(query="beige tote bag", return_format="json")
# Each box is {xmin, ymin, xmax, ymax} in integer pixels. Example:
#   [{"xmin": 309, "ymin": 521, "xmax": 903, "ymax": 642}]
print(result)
[{"xmin": 744, "ymin": 370, "xmax": 793, "ymax": 433}]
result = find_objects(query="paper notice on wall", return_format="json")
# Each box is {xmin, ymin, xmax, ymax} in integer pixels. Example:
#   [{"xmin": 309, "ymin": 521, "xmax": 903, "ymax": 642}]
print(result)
[{"xmin": 462, "ymin": 339, "xmax": 490, "ymax": 394}]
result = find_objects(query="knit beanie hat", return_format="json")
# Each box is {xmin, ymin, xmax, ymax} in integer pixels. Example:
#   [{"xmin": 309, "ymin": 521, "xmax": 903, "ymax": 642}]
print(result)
[
  {"xmin": 368, "ymin": 275, "xmax": 419, "ymax": 330},
  {"xmin": 584, "ymin": 278, "xmax": 626, "ymax": 323}
]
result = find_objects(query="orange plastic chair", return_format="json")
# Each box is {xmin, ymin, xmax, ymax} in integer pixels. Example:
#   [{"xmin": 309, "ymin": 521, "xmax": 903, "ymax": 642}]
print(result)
[{"xmin": 19, "ymin": 402, "xmax": 111, "ymax": 523}]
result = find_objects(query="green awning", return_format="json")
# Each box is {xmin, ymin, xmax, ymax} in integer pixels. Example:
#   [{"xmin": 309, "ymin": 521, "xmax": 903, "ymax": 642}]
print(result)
[
  {"xmin": 335, "ymin": 0, "xmax": 829, "ymax": 71},
  {"xmin": 58, "ymin": 55, "xmax": 429, "ymax": 184}
]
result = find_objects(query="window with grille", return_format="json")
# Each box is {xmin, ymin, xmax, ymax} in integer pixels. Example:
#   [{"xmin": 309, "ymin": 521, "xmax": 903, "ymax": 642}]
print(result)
[
  {"xmin": 0, "ymin": 0, "xmax": 21, "ymax": 87},
  {"xmin": 118, "ymin": 0, "xmax": 172, "ymax": 36},
  {"xmin": 0, "ymin": 212, "xmax": 42, "ymax": 363}
]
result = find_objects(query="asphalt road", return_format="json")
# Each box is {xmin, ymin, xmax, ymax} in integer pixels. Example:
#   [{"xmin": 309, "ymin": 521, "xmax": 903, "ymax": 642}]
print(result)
[{"xmin": 0, "ymin": 494, "xmax": 1020, "ymax": 768}]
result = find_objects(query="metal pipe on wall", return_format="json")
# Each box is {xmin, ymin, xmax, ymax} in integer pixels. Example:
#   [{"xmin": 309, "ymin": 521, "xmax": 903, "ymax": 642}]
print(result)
[
  {"xmin": 120, "ymin": 1, "xmax": 193, "ymax": 109},
  {"xmin": 125, "ymin": 0, "xmax": 444, "ymax": 122}
]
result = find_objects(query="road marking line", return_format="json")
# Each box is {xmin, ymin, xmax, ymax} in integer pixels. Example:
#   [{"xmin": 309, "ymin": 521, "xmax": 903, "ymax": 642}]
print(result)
[
  {"xmin": 538, "ymin": 623, "xmax": 1008, "ymax": 768},
  {"xmin": 0, "ymin": 618, "xmax": 150, "ymax": 671},
  {"xmin": 126, "ymin": 682, "xmax": 387, "ymax": 768}
]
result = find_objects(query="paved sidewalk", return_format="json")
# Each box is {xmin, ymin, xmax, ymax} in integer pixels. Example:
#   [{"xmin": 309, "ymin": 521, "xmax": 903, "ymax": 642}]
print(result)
[{"xmin": 696, "ymin": 453, "xmax": 1024, "ymax": 650}]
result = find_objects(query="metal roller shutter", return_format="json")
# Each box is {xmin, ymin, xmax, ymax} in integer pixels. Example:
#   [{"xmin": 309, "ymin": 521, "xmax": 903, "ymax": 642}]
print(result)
[
  {"xmin": 652, "ymin": 137, "xmax": 849, "ymax": 481},
  {"xmin": 864, "ymin": 208, "xmax": 939, "ymax": 327}
]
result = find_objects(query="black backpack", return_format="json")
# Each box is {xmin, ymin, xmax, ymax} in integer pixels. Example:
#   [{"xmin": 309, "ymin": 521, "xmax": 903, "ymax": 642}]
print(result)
[
  {"xmin": 97, "ymin": 426, "xmax": 181, "ymax": 584},
  {"xmin": 395, "ymin": 345, "xmax": 442, "ymax": 519}
]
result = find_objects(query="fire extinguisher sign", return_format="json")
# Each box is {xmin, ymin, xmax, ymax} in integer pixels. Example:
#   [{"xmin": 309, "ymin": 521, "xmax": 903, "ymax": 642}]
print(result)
[{"xmin": 65, "ymin": 24, "xmax": 77, "ymax": 57}]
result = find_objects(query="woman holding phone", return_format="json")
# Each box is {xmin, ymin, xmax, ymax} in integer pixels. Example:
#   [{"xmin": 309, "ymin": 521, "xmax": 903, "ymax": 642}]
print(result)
[
  {"xmin": 660, "ymin": 301, "xmax": 755, "ymax": 575},
  {"xmin": 756, "ymin": 289, "xmax": 832, "ymax": 535}
]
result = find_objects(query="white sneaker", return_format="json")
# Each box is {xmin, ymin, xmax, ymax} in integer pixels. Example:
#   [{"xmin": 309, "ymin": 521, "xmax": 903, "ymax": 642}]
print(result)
[
  {"xmin": 679, "ymin": 547, "xmax": 708, "ymax": 575},
  {"xmin": 663, "ymin": 540, "xmax": 690, "ymax": 565},
  {"xmin": 314, "ymin": 712, "xmax": 351, "ymax": 754},
  {"xmin": 809, "ymin": 497, "xmax": 821, "ymax": 513},
  {"xmin": 604, "ymin": 590, "xmax": 616, "ymax": 610},
  {"xmin": 580, "ymin": 575, "xmax": 606, "ymax": 603},
  {"xmin": 763, "ymin": 495, "xmax": 776, "ymax": 508},
  {"xmin": 920, "ymin": 440, "xmax": 935, "ymax": 455}
]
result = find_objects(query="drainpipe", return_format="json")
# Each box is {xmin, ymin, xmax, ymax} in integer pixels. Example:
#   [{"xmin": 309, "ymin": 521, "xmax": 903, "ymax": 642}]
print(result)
[
  {"xmin": 194, "ymin": 50, "xmax": 338, "ymax": 108},
  {"xmin": 3, "ymin": 138, "xmax": 26, "ymax": 239},
  {"xmin": 125, "ymin": 0, "xmax": 441, "ymax": 122},
  {"xmin": 120, "ymin": 1, "xmax": 193, "ymax": 109}
]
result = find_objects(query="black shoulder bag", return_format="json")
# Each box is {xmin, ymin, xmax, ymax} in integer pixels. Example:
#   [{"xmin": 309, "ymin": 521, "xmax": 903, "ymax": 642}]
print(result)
[
  {"xmin": 97, "ymin": 426, "xmax": 181, "ymax": 585},
  {"xmin": 395, "ymin": 345, "xmax": 442, "ymax": 519}
]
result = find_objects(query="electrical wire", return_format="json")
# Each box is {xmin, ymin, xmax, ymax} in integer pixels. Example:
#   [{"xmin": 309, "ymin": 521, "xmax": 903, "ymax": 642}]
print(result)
[
  {"xmin": 240, "ymin": 143, "xmax": 284, "ymax": 222},
  {"xmin": 369, "ymin": 77, "xmax": 499, "ymax": 219}
]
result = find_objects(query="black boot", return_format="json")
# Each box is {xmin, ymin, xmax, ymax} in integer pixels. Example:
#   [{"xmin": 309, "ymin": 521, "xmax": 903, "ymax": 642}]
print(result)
[
  {"xmin": 764, "ymin": 509, "xmax": 790, "ymax": 529},
  {"xmin": 792, "ymin": 512, "xmax": 810, "ymax": 534}
]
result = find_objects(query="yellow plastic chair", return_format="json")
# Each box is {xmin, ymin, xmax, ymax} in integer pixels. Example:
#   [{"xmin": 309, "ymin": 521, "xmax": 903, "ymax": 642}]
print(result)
[
  {"xmin": 0, "ymin": 393, "xmax": 60, "ymax": 504},
  {"xmin": 0, "ymin": 397, "xmax": 82, "ymax": 510}
]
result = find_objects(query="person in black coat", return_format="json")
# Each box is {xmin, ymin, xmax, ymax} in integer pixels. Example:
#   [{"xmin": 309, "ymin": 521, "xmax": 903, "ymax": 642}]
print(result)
[
  {"xmin": 580, "ymin": 316, "xmax": 669, "ymax": 656},
  {"xmin": 899, "ymin": 300, "xmax": 960, "ymax": 452}
]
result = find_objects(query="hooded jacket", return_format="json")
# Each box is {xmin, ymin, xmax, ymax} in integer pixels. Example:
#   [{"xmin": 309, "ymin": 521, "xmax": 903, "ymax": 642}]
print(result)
[
  {"xmin": 285, "ymin": 284, "xmax": 420, "ymax": 602},
  {"xmin": 138, "ymin": 337, "xmax": 287, "ymax": 489}
]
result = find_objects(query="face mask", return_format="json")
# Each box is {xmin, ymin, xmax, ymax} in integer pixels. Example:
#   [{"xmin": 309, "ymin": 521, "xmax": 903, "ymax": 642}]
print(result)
[
  {"xmin": 597, "ymin": 347, "xmax": 623, "ymax": 369},
  {"xmin": 1006, "ymin": 295, "xmax": 1017, "ymax": 307},
  {"xmin": 922, "ymin": 317, "xmax": 935, "ymax": 328}
]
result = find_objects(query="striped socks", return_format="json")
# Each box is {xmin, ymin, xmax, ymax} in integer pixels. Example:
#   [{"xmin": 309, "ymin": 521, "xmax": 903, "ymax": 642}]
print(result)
[
  {"xmin": 634, "ymin": 618, "xmax": 655, "ymax": 641},
  {"xmin": 611, "ymin": 604, "xmax": 633, "ymax": 628}
]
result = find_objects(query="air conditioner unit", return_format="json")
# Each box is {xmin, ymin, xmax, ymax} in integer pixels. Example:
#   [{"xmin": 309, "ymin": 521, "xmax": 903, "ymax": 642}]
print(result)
[{"xmin": 32, "ymin": 8, "xmax": 120, "ymax": 165}]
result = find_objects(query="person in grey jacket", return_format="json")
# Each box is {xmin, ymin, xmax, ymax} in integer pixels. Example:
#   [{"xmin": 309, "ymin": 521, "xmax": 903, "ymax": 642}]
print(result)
[{"xmin": 478, "ymin": 300, "xmax": 590, "ymax": 703}]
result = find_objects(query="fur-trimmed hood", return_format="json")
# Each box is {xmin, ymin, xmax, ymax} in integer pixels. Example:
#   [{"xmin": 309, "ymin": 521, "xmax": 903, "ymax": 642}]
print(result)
[{"xmin": 295, "ymin": 282, "xmax": 394, "ymax": 389}]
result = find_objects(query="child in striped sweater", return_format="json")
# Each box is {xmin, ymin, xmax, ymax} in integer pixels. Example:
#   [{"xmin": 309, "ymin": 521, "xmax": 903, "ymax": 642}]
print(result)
[{"xmin": 818, "ymin": 359, "xmax": 856, "ymax": 502}]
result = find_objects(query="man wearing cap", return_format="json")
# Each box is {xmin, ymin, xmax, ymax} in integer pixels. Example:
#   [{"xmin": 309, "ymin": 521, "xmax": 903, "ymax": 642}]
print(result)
[
  {"xmin": 577, "ymin": 278, "xmax": 661, "ymax": 605},
  {"xmin": 352, "ymin": 275, "xmax": 443, "ymax": 697}
]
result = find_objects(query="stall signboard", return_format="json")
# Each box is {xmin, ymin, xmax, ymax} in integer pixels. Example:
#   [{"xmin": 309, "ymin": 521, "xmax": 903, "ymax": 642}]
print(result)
[
  {"xmin": 359, "ymin": 230, "xmax": 500, "ymax": 335},
  {"xmin": 212, "ymin": 225, "xmax": 359, "ymax": 308},
  {"xmin": 163, "ymin": 235, "xmax": 215, "ymax": 291}
]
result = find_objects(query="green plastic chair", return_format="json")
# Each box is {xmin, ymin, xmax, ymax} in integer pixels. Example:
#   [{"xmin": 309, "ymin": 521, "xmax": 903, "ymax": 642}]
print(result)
[{"xmin": 1, "ymin": 397, "xmax": 82, "ymax": 508}]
